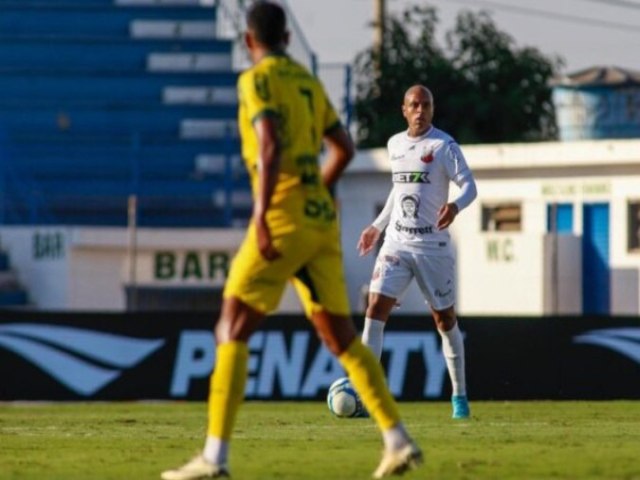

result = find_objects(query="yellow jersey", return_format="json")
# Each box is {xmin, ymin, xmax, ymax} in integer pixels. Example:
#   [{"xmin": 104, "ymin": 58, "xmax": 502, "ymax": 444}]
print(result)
[{"xmin": 237, "ymin": 53, "xmax": 342, "ymax": 235}]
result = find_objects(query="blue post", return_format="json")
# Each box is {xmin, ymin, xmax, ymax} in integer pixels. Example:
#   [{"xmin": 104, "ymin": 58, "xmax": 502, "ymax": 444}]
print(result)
[
  {"xmin": 343, "ymin": 63, "xmax": 353, "ymax": 130},
  {"xmin": 130, "ymin": 133, "xmax": 141, "ymax": 224}
]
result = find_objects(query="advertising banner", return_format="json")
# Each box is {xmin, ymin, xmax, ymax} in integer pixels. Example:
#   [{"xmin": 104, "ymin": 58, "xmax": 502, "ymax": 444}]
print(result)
[{"xmin": 1, "ymin": 311, "xmax": 639, "ymax": 401}]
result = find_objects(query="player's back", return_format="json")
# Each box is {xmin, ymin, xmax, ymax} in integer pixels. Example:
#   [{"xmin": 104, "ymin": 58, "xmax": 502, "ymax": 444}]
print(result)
[{"xmin": 238, "ymin": 54, "xmax": 341, "ymax": 232}]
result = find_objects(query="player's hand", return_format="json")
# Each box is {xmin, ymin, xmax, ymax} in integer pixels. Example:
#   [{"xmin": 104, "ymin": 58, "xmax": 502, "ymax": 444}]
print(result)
[
  {"xmin": 255, "ymin": 217, "xmax": 281, "ymax": 261},
  {"xmin": 437, "ymin": 202, "xmax": 459, "ymax": 230},
  {"xmin": 357, "ymin": 225, "xmax": 381, "ymax": 256}
]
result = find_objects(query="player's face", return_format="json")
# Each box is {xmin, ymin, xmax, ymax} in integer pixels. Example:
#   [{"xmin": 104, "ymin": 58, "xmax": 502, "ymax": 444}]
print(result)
[
  {"xmin": 402, "ymin": 88, "xmax": 434, "ymax": 136},
  {"xmin": 402, "ymin": 199, "xmax": 416, "ymax": 215}
]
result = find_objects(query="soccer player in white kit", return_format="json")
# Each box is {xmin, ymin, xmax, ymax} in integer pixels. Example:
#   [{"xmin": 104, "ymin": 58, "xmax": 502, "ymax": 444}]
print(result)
[{"xmin": 357, "ymin": 85, "xmax": 477, "ymax": 419}]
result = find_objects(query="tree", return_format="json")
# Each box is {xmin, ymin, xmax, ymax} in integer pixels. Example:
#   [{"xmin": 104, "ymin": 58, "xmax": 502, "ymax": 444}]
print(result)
[{"xmin": 353, "ymin": 5, "xmax": 563, "ymax": 147}]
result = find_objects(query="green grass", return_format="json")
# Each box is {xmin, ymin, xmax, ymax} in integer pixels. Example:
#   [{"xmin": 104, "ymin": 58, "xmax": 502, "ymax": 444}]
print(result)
[{"xmin": 1, "ymin": 401, "xmax": 639, "ymax": 479}]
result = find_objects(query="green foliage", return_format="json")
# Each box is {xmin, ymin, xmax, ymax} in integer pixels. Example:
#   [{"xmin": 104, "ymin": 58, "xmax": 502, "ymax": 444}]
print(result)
[
  {"xmin": 1, "ymin": 401, "xmax": 640, "ymax": 479},
  {"xmin": 354, "ymin": 6, "xmax": 564, "ymax": 147}
]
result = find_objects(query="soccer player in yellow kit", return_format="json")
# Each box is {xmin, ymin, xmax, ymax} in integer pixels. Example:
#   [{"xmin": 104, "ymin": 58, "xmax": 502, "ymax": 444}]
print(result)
[{"xmin": 161, "ymin": 3, "xmax": 421, "ymax": 479}]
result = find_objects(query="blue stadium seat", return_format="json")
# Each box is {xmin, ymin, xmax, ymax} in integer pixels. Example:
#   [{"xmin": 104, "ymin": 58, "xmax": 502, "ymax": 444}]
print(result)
[
  {"xmin": 0, "ymin": 103, "xmax": 237, "ymax": 134},
  {"xmin": 0, "ymin": 4, "xmax": 217, "ymax": 37},
  {"xmin": 0, "ymin": 1, "xmax": 251, "ymax": 227},
  {"xmin": 0, "ymin": 70, "xmax": 237, "ymax": 102},
  {"xmin": 0, "ymin": 37, "xmax": 232, "ymax": 70}
]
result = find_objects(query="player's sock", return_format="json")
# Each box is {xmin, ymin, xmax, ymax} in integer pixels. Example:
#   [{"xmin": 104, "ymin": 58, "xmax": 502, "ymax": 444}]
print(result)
[
  {"xmin": 207, "ymin": 341, "xmax": 249, "ymax": 451},
  {"xmin": 438, "ymin": 322, "xmax": 466, "ymax": 396},
  {"xmin": 382, "ymin": 422, "xmax": 411, "ymax": 451},
  {"xmin": 338, "ymin": 338, "xmax": 401, "ymax": 431},
  {"xmin": 361, "ymin": 317, "xmax": 385, "ymax": 360},
  {"xmin": 203, "ymin": 436, "xmax": 229, "ymax": 466}
]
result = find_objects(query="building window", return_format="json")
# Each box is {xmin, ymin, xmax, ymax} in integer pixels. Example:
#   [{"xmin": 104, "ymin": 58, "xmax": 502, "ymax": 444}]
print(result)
[
  {"xmin": 629, "ymin": 201, "xmax": 640, "ymax": 251},
  {"xmin": 482, "ymin": 203, "xmax": 522, "ymax": 232}
]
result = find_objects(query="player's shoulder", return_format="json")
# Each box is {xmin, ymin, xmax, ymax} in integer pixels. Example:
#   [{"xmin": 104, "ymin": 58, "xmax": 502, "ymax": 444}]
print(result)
[
  {"xmin": 387, "ymin": 131, "xmax": 407, "ymax": 150},
  {"xmin": 430, "ymin": 126, "xmax": 458, "ymax": 145}
]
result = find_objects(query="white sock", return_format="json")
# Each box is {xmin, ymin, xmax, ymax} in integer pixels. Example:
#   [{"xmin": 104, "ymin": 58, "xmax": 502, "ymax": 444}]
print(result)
[
  {"xmin": 438, "ymin": 322, "xmax": 467, "ymax": 396},
  {"xmin": 361, "ymin": 317, "xmax": 385, "ymax": 360},
  {"xmin": 203, "ymin": 435, "xmax": 228, "ymax": 466},
  {"xmin": 382, "ymin": 422, "xmax": 411, "ymax": 451}
]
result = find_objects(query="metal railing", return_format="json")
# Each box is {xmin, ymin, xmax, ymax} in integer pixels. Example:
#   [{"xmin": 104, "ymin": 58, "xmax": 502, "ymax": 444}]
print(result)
[{"xmin": 214, "ymin": 0, "xmax": 317, "ymax": 74}]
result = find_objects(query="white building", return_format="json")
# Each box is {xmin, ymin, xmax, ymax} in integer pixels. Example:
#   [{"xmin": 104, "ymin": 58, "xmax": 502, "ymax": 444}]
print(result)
[{"xmin": 0, "ymin": 138, "xmax": 639, "ymax": 315}]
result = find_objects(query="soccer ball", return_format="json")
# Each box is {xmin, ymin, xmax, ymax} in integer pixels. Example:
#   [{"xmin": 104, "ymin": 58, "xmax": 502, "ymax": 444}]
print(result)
[{"xmin": 327, "ymin": 377, "xmax": 364, "ymax": 418}]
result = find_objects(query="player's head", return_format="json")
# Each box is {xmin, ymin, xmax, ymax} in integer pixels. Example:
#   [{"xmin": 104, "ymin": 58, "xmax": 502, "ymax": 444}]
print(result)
[
  {"xmin": 245, "ymin": 2, "xmax": 289, "ymax": 58},
  {"xmin": 402, "ymin": 85, "xmax": 434, "ymax": 136}
]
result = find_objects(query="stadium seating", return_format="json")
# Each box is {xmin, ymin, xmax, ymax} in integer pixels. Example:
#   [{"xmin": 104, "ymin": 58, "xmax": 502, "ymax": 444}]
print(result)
[
  {"xmin": 0, "ymin": 0, "xmax": 250, "ymax": 227},
  {"xmin": 0, "ymin": 250, "xmax": 28, "ymax": 306}
]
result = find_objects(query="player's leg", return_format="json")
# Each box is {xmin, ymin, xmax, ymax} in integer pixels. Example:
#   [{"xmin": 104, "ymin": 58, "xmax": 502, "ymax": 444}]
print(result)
[
  {"xmin": 413, "ymin": 251, "xmax": 469, "ymax": 419},
  {"xmin": 161, "ymin": 297, "xmax": 264, "ymax": 480},
  {"xmin": 292, "ymin": 231, "xmax": 422, "ymax": 477},
  {"xmin": 432, "ymin": 305, "xmax": 469, "ymax": 419},
  {"xmin": 307, "ymin": 309, "xmax": 422, "ymax": 477},
  {"xmin": 162, "ymin": 227, "xmax": 289, "ymax": 480},
  {"xmin": 363, "ymin": 250, "xmax": 413, "ymax": 359},
  {"xmin": 203, "ymin": 297, "xmax": 265, "ymax": 468},
  {"xmin": 362, "ymin": 293, "xmax": 395, "ymax": 360}
]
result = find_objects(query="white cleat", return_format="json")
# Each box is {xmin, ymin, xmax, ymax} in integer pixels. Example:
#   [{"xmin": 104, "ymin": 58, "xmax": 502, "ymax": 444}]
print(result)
[
  {"xmin": 161, "ymin": 455, "xmax": 230, "ymax": 480},
  {"xmin": 372, "ymin": 442, "xmax": 423, "ymax": 478}
]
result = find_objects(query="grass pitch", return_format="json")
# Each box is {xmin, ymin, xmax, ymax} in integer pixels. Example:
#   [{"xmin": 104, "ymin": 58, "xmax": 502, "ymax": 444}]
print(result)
[{"xmin": 1, "ymin": 401, "xmax": 639, "ymax": 480}]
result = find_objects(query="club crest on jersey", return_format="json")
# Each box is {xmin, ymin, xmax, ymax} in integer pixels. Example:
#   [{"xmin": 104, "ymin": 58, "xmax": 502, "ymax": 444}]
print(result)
[{"xmin": 420, "ymin": 146, "xmax": 434, "ymax": 164}]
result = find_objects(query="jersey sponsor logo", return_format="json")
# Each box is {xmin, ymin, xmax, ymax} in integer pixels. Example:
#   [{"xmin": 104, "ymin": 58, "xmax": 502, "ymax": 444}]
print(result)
[
  {"xmin": 0, "ymin": 323, "xmax": 164, "ymax": 396},
  {"xmin": 573, "ymin": 328, "xmax": 640, "ymax": 366},
  {"xmin": 393, "ymin": 172, "xmax": 431, "ymax": 184},
  {"xmin": 390, "ymin": 154, "xmax": 405, "ymax": 161},
  {"xmin": 394, "ymin": 221, "xmax": 433, "ymax": 235},
  {"xmin": 400, "ymin": 194, "xmax": 420, "ymax": 218}
]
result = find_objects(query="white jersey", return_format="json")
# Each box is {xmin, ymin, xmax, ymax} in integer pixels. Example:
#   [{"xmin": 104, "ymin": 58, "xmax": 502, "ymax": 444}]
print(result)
[{"xmin": 374, "ymin": 126, "xmax": 473, "ymax": 253}]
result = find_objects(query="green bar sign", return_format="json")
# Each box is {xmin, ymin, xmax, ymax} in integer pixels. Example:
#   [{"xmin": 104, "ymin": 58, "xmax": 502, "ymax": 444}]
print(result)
[{"xmin": 154, "ymin": 251, "xmax": 230, "ymax": 281}]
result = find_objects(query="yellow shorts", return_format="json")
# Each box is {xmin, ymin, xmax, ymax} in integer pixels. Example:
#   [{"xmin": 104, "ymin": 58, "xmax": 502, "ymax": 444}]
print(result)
[{"xmin": 223, "ymin": 222, "xmax": 351, "ymax": 317}]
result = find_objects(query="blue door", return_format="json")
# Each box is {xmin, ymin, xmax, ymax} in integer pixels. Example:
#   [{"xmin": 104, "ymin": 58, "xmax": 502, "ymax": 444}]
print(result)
[
  {"xmin": 582, "ymin": 203, "xmax": 610, "ymax": 314},
  {"xmin": 547, "ymin": 203, "xmax": 573, "ymax": 233}
]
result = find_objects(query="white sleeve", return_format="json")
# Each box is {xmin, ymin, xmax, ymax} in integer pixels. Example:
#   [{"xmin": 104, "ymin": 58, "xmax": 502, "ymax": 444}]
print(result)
[
  {"xmin": 371, "ymin": 186, "xmax": 395, "ymax": 231},
  {"xmin": 452, "ymin": 170, "xmax": 477, "ymax": 212}
]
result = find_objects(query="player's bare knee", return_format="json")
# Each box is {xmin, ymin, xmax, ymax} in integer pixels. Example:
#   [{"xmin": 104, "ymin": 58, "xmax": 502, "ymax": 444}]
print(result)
[
  {"xmin": 433, "ymin": 306, "xmax": 456, "ymax": 331},
  {"xmin": 311, "ymin": 312, "xmax": 357, "ymax": 355},
  {"xmin": 366, "ymin": 294, "xmax": 395, "ymax": 320}
]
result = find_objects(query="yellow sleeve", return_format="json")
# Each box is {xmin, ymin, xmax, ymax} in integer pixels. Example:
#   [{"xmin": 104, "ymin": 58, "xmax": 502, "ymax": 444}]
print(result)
[{"xmin": 239, "ymin": 68, "xmax": 278, "ymax": 124}]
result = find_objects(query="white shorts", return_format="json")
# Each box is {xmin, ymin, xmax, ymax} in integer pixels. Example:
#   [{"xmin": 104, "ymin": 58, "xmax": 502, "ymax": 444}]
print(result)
[{"xmin": 369, "ymin": 244, "xmax": 456, "ymax": 311}]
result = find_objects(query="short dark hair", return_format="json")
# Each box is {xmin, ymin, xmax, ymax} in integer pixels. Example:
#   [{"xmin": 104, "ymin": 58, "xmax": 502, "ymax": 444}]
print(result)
[{"xmin": 246, "ymin": 1, "xmax": 287, "ymax": 48}]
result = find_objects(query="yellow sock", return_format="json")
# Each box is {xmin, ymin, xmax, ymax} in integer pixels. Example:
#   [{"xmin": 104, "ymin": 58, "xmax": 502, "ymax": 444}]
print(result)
[
  {"xmin": 338, "ymin": 338, "xmax": 400, "ymax": 430},
  {"xmin": 207, "ymin": 341, "xmax": 249, "ymax": 439}
]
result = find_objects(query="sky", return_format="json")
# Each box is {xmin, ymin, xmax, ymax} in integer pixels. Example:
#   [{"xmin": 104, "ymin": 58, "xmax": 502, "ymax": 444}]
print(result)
[
  {"xmin": 288, "ymin": 0, "xmax": 640, "ymax": 71},
  {"xmin": 286, "ymin": 0, "xmax": 640, "ymax": 110}
]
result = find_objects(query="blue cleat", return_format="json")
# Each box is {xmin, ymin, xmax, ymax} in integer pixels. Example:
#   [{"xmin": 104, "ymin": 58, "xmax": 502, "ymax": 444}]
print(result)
[{"xmin": 451, "ymin": 395, "xmax": 470, "ymax": 419}]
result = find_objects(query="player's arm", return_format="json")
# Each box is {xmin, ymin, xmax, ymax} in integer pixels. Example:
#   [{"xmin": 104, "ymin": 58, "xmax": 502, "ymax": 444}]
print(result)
[
  {"xmin": 321, "ymin": 125, "xmax": 355, "ymax": 190},
  {"xmin": 437, "ymin": 141, "xmax": 478, "ymax": 230},
  {"xmin": 357, "ymin": 186, "xmax": 394, "ymax": 256},
  {"xmin": 253, "ymin": 115, "xmax": 282, "ymax": 261},
  {"xmin": 436, "ymin": 170, "xmax": 477, "ymax": 230}
]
